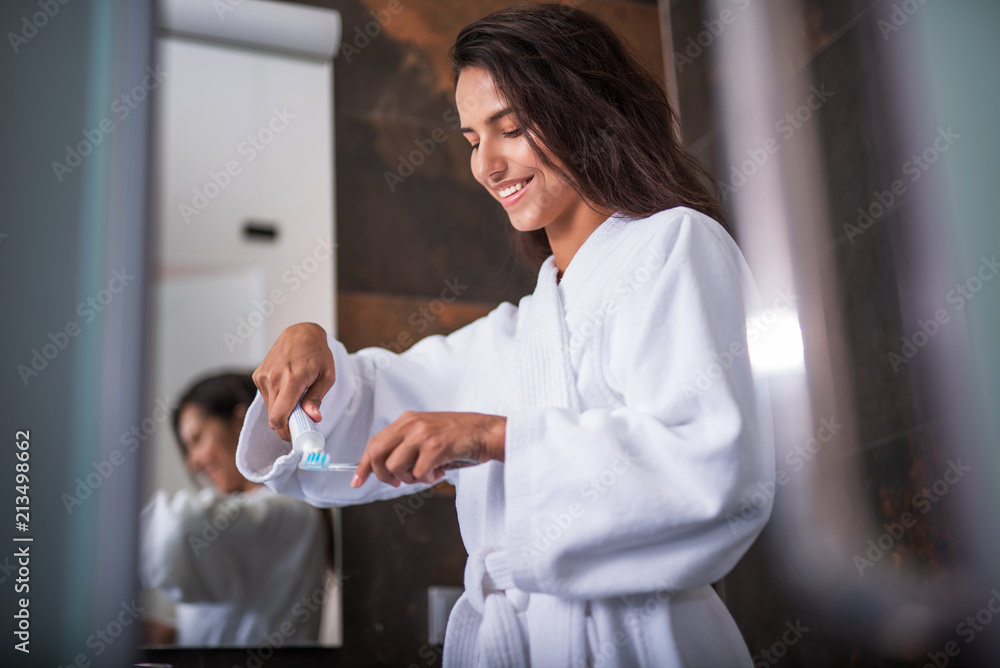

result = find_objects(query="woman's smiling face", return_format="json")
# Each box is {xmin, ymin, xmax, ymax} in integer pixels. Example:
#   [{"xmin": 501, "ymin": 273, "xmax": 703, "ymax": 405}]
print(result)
[
  {"xmin": 456, "ymin": 66, "xmax": 588, "ymax": 233},
  {"xmin": 178, "ymin": 403, "xmax": 249, "ymax": 494}
]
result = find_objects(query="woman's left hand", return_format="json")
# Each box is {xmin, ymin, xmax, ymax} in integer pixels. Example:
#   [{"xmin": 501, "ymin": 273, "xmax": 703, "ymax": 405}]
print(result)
[{"xmin": 351, "ymin": 411, "xmax": 506, "ymax": 488}]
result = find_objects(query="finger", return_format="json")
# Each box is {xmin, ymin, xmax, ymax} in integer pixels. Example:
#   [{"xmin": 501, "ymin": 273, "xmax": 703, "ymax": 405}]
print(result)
[
  {"xmin": 352, "ymin": 451, "xmax": 371, "ymax": 488},
  {"xmin": 268, "ymin": 386, "xmax": 298, "ymax": 442},
  {"xmin": 302, "ymin": 365, "xmax": 334, "ymax": 423},
  {"xmin": 385, "ymin": 443, "xmax": 420, "ymax": 486},
  {"xmin": 364, "ymin": 430, "xmax": 401, "ymax": 488},
  {"xmin": 411, "ymin": 451, "xmax": 440, "ymax": 484},
  {"xmin": 252, "ymin": 368, "xmax": 270, "ymax": 407},
  {"xmin": 414, "ymin": 456, "xmax": 447, "ymax": 485}
]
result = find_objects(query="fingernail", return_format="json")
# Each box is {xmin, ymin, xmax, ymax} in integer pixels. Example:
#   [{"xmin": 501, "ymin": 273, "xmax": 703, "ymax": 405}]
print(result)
[{"xmin": 351, "ymin": 474, "xmax": 361, "ymax": 488}]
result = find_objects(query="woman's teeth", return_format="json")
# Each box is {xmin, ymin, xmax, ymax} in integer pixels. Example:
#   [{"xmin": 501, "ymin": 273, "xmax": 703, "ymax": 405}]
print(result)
[{"xmin": 499, "ymin": 179, "xmax": 529, "ymax": 198}]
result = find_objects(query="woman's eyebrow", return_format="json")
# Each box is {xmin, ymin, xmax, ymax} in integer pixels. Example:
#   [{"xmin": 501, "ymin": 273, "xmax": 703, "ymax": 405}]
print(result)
[{"xmin": 459, "ymin": 107, "xmax": 514, "ymax": 134}]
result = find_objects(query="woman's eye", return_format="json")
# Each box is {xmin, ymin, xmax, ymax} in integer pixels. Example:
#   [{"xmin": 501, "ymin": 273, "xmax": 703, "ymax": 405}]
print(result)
[
  {"xmin": 470, "ymin": 143, "xmax": 479, "ymax": 151},
  {"xmin": 503, "ymin": 128, "xmax": 522, "ymax": 139}
]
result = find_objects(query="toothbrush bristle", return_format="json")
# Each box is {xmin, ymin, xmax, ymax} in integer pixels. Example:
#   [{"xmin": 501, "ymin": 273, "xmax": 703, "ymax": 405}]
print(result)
[{"xmin": 299, "ymin": 451, "xmax": 330, "ymax": 470}]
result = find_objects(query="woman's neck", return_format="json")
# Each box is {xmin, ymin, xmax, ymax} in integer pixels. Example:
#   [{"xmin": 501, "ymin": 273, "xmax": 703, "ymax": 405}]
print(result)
[
  {"xmin": 545, "ymin": 205, "xmax": 614, "ymax": 278},
  {"xmin": 238, "ymin": 480, "xmax": 262, "ymax": 493}
]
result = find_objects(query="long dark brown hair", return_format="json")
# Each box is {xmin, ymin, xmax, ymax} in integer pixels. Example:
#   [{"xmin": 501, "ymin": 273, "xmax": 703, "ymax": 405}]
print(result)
[
  {"xmin": 171, "ymin": 372, "xmax": 257, "ymax": 459},
  {"xmin": 450, "ymin": 2, "xmax": 727, "ymax": 270}
]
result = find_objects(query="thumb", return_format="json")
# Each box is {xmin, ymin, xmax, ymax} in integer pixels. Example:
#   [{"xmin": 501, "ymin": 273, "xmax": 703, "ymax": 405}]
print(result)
[
  {"xmin": 301, "ymin": 388, "xmax": 325, "ymax": 423},
  {"xmin": 301, "ymin": 370, "xmax": 334, "ymax": 423}
]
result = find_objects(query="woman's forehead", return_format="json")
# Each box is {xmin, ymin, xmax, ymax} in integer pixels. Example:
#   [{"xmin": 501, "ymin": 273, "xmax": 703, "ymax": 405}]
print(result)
[
  {"xmin": 178, "ymin": 403, "xmax": 210, "ymax": 435},
  {"xmin": 455, "ymin": 67, "xmax": 507, "ymax": 125}
]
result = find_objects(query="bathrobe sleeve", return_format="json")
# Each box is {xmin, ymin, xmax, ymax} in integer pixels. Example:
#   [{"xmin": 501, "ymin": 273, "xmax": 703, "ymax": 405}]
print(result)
[
  {"xmin": 139, "ymin": 487, "xmax": 320, "ymax": 604},
  {"xmin": 504, "ymin": 210, "xmax": 775, "ymax": 600},
  {"xmin": 236, "ymin": 309, "xmax": 503, "ymax": 507}
]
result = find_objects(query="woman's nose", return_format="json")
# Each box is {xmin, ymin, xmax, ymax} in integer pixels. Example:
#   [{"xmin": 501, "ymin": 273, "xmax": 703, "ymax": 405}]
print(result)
[
  {"xmin": 185, "ymin": 448, "xmax": 203, "ymax": 474},
  {"xmin": 472, "ymin": 138, "xmax": 505, "ymax": 184}
]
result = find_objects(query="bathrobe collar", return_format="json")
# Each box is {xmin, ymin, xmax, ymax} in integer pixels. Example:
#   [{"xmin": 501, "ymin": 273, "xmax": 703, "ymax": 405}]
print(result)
[
  {"xmin": 550, "ymin": 212, "xmax": 632, "ymax": 311},
  {"xmin": 506, "ymin": 212, "xmax": 632, "ymax": 417}
]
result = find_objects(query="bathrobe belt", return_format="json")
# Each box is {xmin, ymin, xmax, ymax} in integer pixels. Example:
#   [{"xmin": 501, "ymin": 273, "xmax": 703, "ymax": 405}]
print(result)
[{"xmin": 443, "ymin": 545, "xmax": 530, "ymax": 668}]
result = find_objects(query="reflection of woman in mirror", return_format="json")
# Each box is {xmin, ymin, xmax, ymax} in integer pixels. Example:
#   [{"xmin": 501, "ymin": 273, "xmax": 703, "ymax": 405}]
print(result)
[
  {"xmin": 239, "ymin": 3, "xmax": 773, "ymax": 666},
  {"xmin": 140, "ymin": 372, "xmax": 331, "ymax": 646}
]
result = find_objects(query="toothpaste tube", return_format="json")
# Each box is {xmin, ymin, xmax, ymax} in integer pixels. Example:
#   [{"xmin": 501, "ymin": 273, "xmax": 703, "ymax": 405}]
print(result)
[{"xmin": 289, "ymin": 404, "xmax": 325, "ymax": 453}]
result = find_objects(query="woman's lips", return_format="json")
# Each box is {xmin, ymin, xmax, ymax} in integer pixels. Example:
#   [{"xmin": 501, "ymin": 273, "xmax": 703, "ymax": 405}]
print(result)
[{"xmin": 498, "ymin": 176, "xmax": 532, "ymax": 208}]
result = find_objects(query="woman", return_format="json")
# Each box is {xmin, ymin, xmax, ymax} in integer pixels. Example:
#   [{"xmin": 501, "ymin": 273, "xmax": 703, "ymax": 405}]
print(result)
[
  {"xmin": 140, "ymin": 372, "xmax": 331, "ymax": 646},
  {"xmin": 237, "ymin": 4, "xmax": 773, "ymax": 666}
]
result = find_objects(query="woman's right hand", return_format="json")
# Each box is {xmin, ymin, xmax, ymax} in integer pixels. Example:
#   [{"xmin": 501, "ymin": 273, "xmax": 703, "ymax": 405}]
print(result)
[{"xmin": 251, "ymin": 322, "xmax": 335, "ymax": 442}]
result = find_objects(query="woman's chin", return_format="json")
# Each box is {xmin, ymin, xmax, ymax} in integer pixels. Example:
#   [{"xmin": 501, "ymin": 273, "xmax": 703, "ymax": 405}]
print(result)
[{"xmin": 507, "ymin": 213, "xmax": 546, "ymax": 234}]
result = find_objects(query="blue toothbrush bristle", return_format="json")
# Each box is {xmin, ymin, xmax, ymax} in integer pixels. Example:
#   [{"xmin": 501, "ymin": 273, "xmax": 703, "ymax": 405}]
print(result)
[{"xmin": 299, "ymin": 451, "xmax": 329, "ymax": 470}]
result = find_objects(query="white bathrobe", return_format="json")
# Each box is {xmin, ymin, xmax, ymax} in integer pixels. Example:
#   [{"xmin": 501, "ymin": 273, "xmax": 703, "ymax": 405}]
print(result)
[
  {"xmin": 139, "ymin": 485, "xmax": 326, "ymax": 646},
  {"xmin": 236, "ymin": 206, "xmax": 774, "ymax": 667}
]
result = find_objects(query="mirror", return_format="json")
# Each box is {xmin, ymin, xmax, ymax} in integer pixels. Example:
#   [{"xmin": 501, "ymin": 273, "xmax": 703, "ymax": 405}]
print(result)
[{"xmin": 138, "ymin": 0, "xmax": 344, "ymax": 653}]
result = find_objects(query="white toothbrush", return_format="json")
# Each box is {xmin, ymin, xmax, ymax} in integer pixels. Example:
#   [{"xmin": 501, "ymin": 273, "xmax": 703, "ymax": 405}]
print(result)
[{"xmin": 291, "ymin": 401, "xmax": 483, "ymax": 474}]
